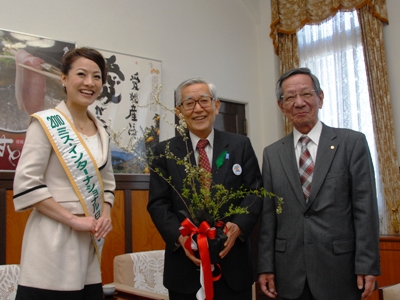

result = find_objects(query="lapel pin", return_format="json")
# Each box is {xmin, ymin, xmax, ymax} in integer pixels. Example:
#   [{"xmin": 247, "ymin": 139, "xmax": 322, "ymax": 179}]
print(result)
[
  {"xmin": 216, "ymin": 150, "xmax": 228, "ymax": 169},
  {"xmin": 330, "ymin": 145, "xmax": 335, "ymax": 150},
  {"xmin": 232, "ymin": 164, "xmax": 242, "ymax": 176}
]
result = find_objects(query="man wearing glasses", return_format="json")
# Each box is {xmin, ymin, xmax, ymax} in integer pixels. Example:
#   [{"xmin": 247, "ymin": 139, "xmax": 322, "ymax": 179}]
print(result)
[
  {"xmin": 258, "ymin": 68, "xmax": 380, "ymax": 300},
  {"xmin": 148, "ymin": 78, "xmax": 262, "ymax": 300}
]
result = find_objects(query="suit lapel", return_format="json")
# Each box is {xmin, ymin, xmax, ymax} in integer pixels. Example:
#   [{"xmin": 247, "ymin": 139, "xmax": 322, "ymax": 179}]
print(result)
[
  {"xmin": 174, "ymin": 129, "xmax": 228, "ymax": 187},
  {"xmin": 278, "ymin": 133, "xmax": 308, "ymax": 210},
  {"xmin": 307, "ymin": 124, "xmax": 338, "ymax": 206}
]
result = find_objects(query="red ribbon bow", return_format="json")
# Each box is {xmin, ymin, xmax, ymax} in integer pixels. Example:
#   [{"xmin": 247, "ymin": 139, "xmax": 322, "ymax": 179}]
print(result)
[{"xmin": 180, "ymin": 218, "xmax": 224, "ymax": 300}]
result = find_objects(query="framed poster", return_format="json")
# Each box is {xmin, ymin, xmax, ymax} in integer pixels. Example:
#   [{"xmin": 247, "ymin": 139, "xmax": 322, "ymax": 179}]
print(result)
[
  {"xmin": 89, "ymin": 49, "xmax": 162, "ymax": 174},
  {"xmin": 0, "ymin": 28, "xmax": 75, "ymax": 171}
]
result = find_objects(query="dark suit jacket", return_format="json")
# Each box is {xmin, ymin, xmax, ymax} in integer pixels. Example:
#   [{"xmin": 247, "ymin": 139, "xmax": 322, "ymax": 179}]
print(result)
[
  {"xmin": 258, "ymin": 123, "xmax": 380, "ymax": 300},
  {"xmin": 148, "ymin": 129, "xmax": 262, "ymax": 294}
]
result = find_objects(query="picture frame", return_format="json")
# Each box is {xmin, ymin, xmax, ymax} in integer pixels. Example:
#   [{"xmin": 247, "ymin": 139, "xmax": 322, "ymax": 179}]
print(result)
[{"xmin": 88, "ymin": 48, "xmax": 162, "ymax": 174}]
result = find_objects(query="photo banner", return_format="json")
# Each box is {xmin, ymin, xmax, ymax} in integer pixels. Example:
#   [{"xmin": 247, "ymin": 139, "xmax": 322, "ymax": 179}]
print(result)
[
  {"xmin": 0, "ymin": 29, "xmax": 160, "ymax": 174},
  {"xmin": 89, "ymin": 49, "xmax": 162, "ymax": 174},
  {"xmin": 0, "ymin": 28, "xmax": 75, "ymax": 171}
]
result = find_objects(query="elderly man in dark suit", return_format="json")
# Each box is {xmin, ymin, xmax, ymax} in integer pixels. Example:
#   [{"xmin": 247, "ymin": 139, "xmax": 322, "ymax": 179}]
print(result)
[
  {"xmin": 258, "ymin": 68, "xmax": 380, "ymax": 300},
  {"xmin": 148, "ymin": 78, "xmax": 262, "ymax": 300}
]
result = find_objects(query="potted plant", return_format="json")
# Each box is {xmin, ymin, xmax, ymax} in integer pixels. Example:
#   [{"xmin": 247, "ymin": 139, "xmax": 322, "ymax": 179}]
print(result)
[{"xmin": 109, "ymin": 84, "xmax": 283, "ymax": 294}]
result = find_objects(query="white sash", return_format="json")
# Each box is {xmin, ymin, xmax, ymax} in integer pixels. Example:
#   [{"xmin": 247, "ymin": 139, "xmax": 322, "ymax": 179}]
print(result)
[{"xmin": 32, "ymin": 108, "xmax": 105, "ymax": 263}]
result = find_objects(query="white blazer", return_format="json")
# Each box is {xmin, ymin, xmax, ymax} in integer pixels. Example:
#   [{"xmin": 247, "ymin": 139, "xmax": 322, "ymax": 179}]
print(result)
[
  {"xmin": 13, "ymin": 101, "xmax": 116, "ymax": 290},
  {"xmin": 13, "ymin": 100, "xmax": 115, "ymax": 212}
]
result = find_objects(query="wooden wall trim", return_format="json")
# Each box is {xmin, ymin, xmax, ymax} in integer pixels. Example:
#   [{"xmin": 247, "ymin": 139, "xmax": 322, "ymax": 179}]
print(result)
[
  {"xmin": 0, "ymin": 188, "xmax": 5, "ymax": 264},
  {"xmin": 1, "ymin": 174, "xmax": 14, "ymax": 265},
  {"xmin": 115, "ymin": 174, "xmax": 149, "ymax": 190},
  {"xmin": 379, "ymin": 235, "xmax": 400, "ymax": 243},
  {"xmin": 0, "ymin": 172, "xmax": 14, "ymax": 189},
  {"xmin": 0, "ymin": 173, "xmax": 150, "ymax": 190},
  {"xmin": 124, "ymin": 189, "xmax": 133, "ymax": 253}
]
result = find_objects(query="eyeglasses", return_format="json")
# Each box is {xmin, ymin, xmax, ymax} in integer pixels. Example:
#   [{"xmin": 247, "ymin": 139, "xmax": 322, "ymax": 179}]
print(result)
[
  {"xmin": 180, "ymin": 96, "xmax": 214, "ymax": 111},
  {"xmin": 281, "ymin": 90, "xmax": 316, "ymax": 103}
]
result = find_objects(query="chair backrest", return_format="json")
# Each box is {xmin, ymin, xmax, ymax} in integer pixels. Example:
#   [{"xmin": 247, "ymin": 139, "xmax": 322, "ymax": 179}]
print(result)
[
  {"xmin": 379, "ymin": 283, "xmax": 400, "ymax": 300},
  {"xmin": 114, "ymin": 250, "xmax": 167, "ymax": 296},
  {"xmin": 0, "ymin": 264, "xmax": 20, "ymax": 300}
]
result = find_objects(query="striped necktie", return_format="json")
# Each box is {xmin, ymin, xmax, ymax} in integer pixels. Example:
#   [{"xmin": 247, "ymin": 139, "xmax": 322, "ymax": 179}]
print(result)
[{"xmin": 299, "ymin": 136, "xmax": 314, "ymax": 202}]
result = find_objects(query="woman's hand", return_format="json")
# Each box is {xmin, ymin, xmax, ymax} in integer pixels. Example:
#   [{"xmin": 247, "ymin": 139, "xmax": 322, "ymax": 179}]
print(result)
[
  {"xmin": 94, "ymin": 203, "xmax": 113, "ymax": 239},
  {"xmin": 34, "ymin": 198, "xmax": 112, "ymax": 236},
  {"xmin": 70, "ymin": 215, "xmax": 97, "ymax": 233},
  {"xmin": 34, "ymin": 198, "xmax": 99, "ymax": 232}
]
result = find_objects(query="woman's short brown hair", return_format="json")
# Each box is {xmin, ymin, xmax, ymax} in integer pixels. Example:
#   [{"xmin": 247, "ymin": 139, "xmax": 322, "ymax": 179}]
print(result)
[{"xmin": 61, "ymin": 47, "xmax": 108, "ymax": 85}]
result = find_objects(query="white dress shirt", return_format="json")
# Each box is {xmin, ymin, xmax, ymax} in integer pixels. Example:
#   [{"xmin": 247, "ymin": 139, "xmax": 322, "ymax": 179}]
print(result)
[
  {"xmin": 189, "ymin": 130, "xmax": 214, "ymax": 167},
  {"xmin": 293, "ymin": 120, "xmax": 322, "ymax": 170}
]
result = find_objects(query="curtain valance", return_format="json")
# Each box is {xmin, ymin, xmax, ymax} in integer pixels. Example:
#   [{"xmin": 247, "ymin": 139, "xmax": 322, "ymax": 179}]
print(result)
[{"xmin": 270, "ymin": 0, "xmax": 388, "ymax": 54}]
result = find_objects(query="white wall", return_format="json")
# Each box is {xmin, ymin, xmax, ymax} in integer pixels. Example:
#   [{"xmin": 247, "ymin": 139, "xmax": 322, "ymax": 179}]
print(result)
[
  {"xmin": 2, "ymin": 0, "xmax": 398, "ymax": 164},
  {"xmin": 0, "ymin": 0, "xmax": 280, "ymax": 163}
]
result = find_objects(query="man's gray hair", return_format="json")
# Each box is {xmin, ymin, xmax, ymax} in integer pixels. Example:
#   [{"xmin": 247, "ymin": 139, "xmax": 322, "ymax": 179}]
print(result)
[
  {"xmin": 175, "ymin": 77, "xmax": 217, "ymax": 106},
  {"xmin": 276, "ymin": 67, "xmax": 322, "ymax": 103}
]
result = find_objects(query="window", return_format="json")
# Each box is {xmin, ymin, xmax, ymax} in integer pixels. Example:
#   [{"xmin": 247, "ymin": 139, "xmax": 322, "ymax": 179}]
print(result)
[{"xmin": 297, "ymin": 10, "xmax": 384, "ymax": 229}]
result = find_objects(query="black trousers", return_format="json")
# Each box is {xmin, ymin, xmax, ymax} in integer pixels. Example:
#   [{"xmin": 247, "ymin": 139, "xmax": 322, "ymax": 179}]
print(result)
[
  {"xmin": 16, "ymin": 283, "xmax": 103, "ymax": 300},
  {"xmin": 168, "ymin": 275, "xmax": 252, "ymax": 300}
]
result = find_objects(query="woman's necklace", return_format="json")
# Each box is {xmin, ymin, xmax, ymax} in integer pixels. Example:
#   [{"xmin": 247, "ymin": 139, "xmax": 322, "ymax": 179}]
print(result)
[{"xmin": 73, "ymin": 116, "xmax": 89, "ymax": 131}]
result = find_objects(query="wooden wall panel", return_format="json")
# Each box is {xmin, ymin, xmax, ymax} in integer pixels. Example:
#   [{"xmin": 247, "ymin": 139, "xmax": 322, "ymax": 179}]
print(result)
[
  {"xmin": 101, "ymin": 190, "xmax": 126, "ymax": 284},
  {"xmin": 2, "ymin": 176, "xmax": 398, "ymax": 295},
  {"xmin": 369, "ymin": 236, "xmax": 400, "ymax": 300},
  {"xmin": 370, "ymin": 288, "xmax": 379, "ymax": 300},
  {"xmin": 5, "ymin": 190, "xmax": 30, "ymax": 264},
  {"xmin": 0, "ymin": 189, "xmax": 5, "ymax": 263},
  {"xmin": 131, "ymin": 190, "xmax": 165, "ymax": 252},
  {"xmin": 3, "ymin": 188, "xmax": 164, "ymax": 284},
  {"xmin": 377, "ymin": 236, "xmax": 400, "ymax": 286}
]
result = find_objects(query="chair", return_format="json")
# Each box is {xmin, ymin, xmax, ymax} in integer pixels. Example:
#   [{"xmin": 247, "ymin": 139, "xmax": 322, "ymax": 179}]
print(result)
[
  {"xmin": 113, "ymin": 250, "xmax": 168, "ymax": 299},
  {"xmin": 378, "ymin": 283, "xmax": 400, "ymax": 300},
  {"xmin": 0, "ymin": 264, "xmax": 20, "ymax": 300}
]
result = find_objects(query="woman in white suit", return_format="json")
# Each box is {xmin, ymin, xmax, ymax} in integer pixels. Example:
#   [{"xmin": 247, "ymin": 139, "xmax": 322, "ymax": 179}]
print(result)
[{"xmin": 13, "ymin": 47, "xmax": 115, "ymax": 300}]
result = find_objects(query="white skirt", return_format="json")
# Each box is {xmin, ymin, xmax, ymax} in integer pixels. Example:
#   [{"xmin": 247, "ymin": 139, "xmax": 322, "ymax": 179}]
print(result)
[{"xmin": 18, "ymin": 209, "xmax": 101, "ymax": 291}]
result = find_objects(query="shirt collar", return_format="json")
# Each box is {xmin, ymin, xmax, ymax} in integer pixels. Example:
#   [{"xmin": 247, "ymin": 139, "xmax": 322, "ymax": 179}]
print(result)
[
  {"xmin": 293, "ymin": 120, "xmax": 322, "ymax": 148},
  {"xmin": 189, "ymin": 129, "xmax": 214, "ymax": 149}
]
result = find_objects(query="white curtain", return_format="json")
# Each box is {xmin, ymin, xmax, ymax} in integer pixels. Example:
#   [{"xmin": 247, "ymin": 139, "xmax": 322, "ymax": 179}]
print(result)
[{"xmin": 297, "ymin": 10, "xmax": 386, "ymax": 233}]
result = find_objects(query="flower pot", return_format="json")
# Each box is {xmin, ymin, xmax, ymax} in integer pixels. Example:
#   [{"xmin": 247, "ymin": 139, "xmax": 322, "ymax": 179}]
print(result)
[{"xmin": 193, "ymin": 226, "xmax": 227, "ymax": 264}]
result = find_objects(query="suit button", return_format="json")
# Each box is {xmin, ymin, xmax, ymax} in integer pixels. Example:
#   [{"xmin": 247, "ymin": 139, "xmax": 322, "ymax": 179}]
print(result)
[{"xmin": 305, "ymin": 214, "xmax": 310, "ymax": 218}]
